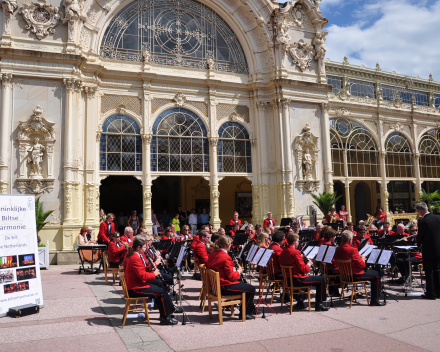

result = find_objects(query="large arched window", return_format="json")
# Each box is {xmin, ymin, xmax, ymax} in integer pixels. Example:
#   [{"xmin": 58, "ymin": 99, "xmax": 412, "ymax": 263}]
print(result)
[
  {"xmin": 100, "ymin": 0, "xmax": 248, "ymax": 74},
  {"xmin": 151, "ymin": 108, "xmax": 208, "ymax": 172},
  {"xmin": 419, "ymin": 129, "xmax": 440, "ymax": 178},
  {"xmin": 100, "ymin": 115, "xmax": 142, "ymax": 171},
  {"xmin": 217, "ymin": 122, "xmax": 252, "ymax": 173},
  {"xmin": 385, "ymin": 132, "xmax": 413, "ymax": 178},
  {"xmin": 329, "ymin": 118, "xmax": 379, "ymax": 177}
]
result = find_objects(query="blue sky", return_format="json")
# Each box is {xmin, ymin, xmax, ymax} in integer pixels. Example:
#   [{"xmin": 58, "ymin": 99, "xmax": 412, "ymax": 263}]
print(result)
[{"xmin": 319, "ymin": 0, "xmax": 440, "ymax": 80}]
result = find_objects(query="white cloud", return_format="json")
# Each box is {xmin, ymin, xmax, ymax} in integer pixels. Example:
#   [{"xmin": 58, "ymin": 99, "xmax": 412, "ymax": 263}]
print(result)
[{"xmin": 324, "ymin": 0, "xmax": 440, "ymax": 80}]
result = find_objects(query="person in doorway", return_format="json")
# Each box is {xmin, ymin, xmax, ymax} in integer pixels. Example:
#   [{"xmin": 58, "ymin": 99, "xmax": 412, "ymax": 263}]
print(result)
[
  {"xmin": 188, "ymin": 208, "xmax": 198, "ymax": 235},
  {"xmin": 161, "ymin": 210, "xmax": 170, "ymax": 228},
  {"xmin": 339, "ymin": 205, "xmax": 348, "ymax": 222},
  {"xmin": 199, "ymin": 208, "xmax": 210, "ymax": 226},
  {"xmin": 172, "ymin": 213, "xmax": 181, "ymax": 236},
  {"xmin": 151, "ymin": 209, "xmax": 160, "ymax": 236},
  {"xmin": 177, "ymin": 206, "xmax": 187, "ymax": 228},
  {"xmin": 116, "ymin": 212, "xmax": 127, "ymax": 234},
  {"xmin": 127, "ymin": 210, "xmax": 140, "ymax": 235},
  {"xmin": 99, "ymin": 209, "xmax": 106, "ymax": 223}
]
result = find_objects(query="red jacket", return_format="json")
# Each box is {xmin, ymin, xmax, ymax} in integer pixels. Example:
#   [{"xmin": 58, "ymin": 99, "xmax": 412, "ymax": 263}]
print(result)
[
  {"xmin": 98, "ymin": 221, "xmax": 115, "ymax": 243},
  {"xmin": 269, "ymin": 242, "xmax": 283, "ymax": 274},
  {"xmin": 206, "ymin": 249, "xmax": 240, "ymax": 286},
  {"xmin": 120, "ymin": 235, "xmax": 134, "ymax": 246},
  {"xmin": 108, "ymin": 240, "xmax": 127, "ymax": 263},
  {"xmin": 193, "ymin": 241, "xmax": 209, "ymax": 265},
  {"xmin": 325, "ymin": 213, "xmax": 340, "ymax": 223},
  {"xmin": 334, "ymin": 243, "xmax": 365, "ymax": 275},
  {"xmin": 377, "ymin": 229, "xmax": 395, "ymax": 237},
  {"xmin": 279, "ymin": 245, "xmax": 310, "ymax": 279},
  {"xmin": 318, "ymin": 238, "xmax": 326, "ymax": 246},
  {"xmin": 190, "ymin": 235, "xmax": 199, "ymax": 251},
  {"xmin": 124, "ymin": 252, "xmax": 156, "ymax": 290},
  {"xmin": 353, "ymin": 235, "xmax": 373, "ymax": 249},
  {"xmin": 313, "ymin": 231, "xmax": 320, "ymax": 241},
  {"xmin": 229, "ymin": 219, "xmax": 242, "ymax": 227},
  {"xmin": 322, "ymin": 240, "xmax": 338, "ymax": 271},
  {"xmin": 263, "ymin": 218, "xmax": 275, "ymax": 228},
  {"xmin": 376, "ymin": 212, "xmax": 386, "ymax": 222}
]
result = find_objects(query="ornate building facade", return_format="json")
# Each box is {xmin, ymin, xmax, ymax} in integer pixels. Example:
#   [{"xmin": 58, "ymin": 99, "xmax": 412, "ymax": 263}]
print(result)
[{"xmin": 0, "ymin": 0, "xmax": 439, "ymax": 254}]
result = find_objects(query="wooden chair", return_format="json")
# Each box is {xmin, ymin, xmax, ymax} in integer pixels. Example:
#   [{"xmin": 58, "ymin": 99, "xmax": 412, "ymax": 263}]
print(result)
[
  {"xmin": 264, "ymin": 258, "xmax": 283, "ymax": 305},
  {"xmin": 193, "ymin": 257, "xmax": 200, "ymax": 274},
  {"xmin": 418, "ymin": 263, "xmax": 425, "ymax": 286},
  {"xmin": 280, "ymin": 265, "xmax": 311, "ymax": 314},
  {"xmin": 102, "ymin": 251, "xmax": 119, "ymax": 285},
  {"xmin": 320, "ymin": 262, "xmax": 340, "ymax": 293},
  {"xmin": 119, "ymin": 272, "xmax": 150, "ymax": 328},
  {"xmin": 198, "ymin": 264, "xmax": 208, "ymax": 313},
  {"xmin": 336, "ymin": 259, "xmax": 369, "ymax": 308},
  {"xmin": 206, "ymin": 269, "xmax": 246, "ymax": 325}
]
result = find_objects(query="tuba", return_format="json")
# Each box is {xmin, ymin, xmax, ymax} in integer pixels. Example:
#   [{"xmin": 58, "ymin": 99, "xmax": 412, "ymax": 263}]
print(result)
[
  {"xmin": 330, "ymin": 214, "xmax": 339, "ymax": 223},
  {"xmin": 365, "ymin": 214, "xmax": 376, "ymax": 227}
]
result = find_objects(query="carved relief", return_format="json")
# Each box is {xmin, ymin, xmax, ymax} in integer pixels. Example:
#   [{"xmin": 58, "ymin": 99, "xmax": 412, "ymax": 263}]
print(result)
[
  {"xmin": 294, "ymin": 124, "xmax": 320, "ymax": 192},
  {"xmin": 18, "ymin": 0, "xmax": 62, "ymax": 40},
  {"xmin": 288, "ymin": 40, "xmax": 315, "ymax": 72},
  {"xmin": 2, "ymin": 0, "xmax": 18, "ymax": 35},
  {"xmin": 62, "ymin": 0, "xmax": 85, "ymax": 42},
  {"xmin": 173, "ymin": 93, "xmax": 187, "ymax": 107}
]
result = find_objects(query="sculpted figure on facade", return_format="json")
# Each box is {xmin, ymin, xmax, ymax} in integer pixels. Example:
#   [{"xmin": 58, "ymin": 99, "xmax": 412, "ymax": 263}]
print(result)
[
  {"xmin": 2, "ymin": 0, "xmax": 18, "ymax": 35},
  {"xmin": 314, "ymin": 31, "xmax": 327, "ymax": 82},
  {"xmin": 18, "ymin": 0, "xmax": 62, "ymax": 40},
  {"xmin": 294, "ymin": 124, "xmax": 320, "ymax": 192},
  {"xmin": 62, "ymin": 0, "xmax": 85, "ymax": 42},
  {"xmin": 28, "ymin": 138, "xmax": 45, "ymax": 178}
]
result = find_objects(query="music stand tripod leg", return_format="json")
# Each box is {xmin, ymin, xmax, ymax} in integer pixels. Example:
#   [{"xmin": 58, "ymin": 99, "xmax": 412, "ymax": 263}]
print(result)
[{"xmin": 255, "ymin": 270, "xmax": 277, "ymax": 316}]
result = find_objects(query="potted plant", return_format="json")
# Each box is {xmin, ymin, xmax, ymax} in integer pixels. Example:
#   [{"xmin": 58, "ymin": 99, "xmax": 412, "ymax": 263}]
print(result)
[
  {"xmin": 413, "ymin": 189, "xmax": 440, "ymax": 213},
  {"xmin": 36, "ymin": 197, "xmax": 54, "ymax": 269},
  {"xmin": 311, "ymin": 192, "xmax": 342, "ymax": 219}
]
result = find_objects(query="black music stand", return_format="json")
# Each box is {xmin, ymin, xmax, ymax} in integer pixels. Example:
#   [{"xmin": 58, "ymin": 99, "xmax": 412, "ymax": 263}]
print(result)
[
  {"xmin": 366, "ymin": 247, "xmax": 397, "ymax": 303},
  {"xmin": 329, "ymin": 223, "xmax": 339, "ymax": 231},
  {"xmin": 232, "ymin": 233, "xmax": 248, "ymax": 247},
  {"xmin": 153, "ymin": 239, "xmax": 173, "ymax": 252},
  {"xmin": 280, "ymin": 218, "xmax": 292, "ymax": 226}
]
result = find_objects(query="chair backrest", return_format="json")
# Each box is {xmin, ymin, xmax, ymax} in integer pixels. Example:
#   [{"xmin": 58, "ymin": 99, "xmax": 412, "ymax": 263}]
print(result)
[
  {"xmin": 207, "ymin": 269, "xmax": 221, "ymax": 300},
  {"xmin": 280, "ymin": 265, "xmax": 294, "ymax": 292},
  {"xmin": 103, "ymin": 251, "xmax": 110, "ymax": 268},
  {"xmin": 336, "ymin": 259, "xmax": 353, "ymax": 282},
  {"xmin": 266, "ymin": 258, "xmax": 276, "ymax": 280},
  {"xmin": 320, "ymin": 262, "xmax": 328, "ymax": 277},
  {"xmin": 119, "ymin": 272, "xmax": 129, "ymax": 299}
]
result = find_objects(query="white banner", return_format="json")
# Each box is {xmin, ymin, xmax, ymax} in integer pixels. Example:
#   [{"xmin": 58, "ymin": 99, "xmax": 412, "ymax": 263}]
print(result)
[{"xmin": 0, "ymin": 194, "xmax": 44, "ymax": 316}]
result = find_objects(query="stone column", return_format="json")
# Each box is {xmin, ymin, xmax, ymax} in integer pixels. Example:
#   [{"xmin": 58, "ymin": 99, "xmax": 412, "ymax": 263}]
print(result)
[
  {"xmin": 379, "ymin": 150, "xmax": 389, "ymax": 215},
  {"xmin": 321, "ymin": 103, "xmax": 333, "ymax": 193},
  {"xmin": 281, "ymin": 98, "xmax": 295, "ymax": 217},
  {"xmin": 208, "ymin": 137, "xmax": 221, "ymax": 230},
  {"xmin": 142, "ymin": 133, "xmax": 153, "ymax": 233},
  {"xmin": 0, "ymin": 73, "xmax": 12, "ymax": 194},
  {"xmin": 414, "ymin": 153, "xmax": 422, "ymax": 202},
  {"xmin": 344, "ymin": 179, "xmax": 352, "ymax": 222}
]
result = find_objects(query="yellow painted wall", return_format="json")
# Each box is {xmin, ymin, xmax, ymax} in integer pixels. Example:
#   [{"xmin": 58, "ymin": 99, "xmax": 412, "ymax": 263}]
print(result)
[{"xmin": 218, "ymin": 176, "xmax": 252, "ymax": 227}]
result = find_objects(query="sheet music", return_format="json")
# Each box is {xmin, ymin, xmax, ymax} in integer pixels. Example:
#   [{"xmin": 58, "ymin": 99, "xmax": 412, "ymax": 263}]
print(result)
[
  {"xmin": 323, "ymin": 246, "xmax": 336, "ymax": 264},
  {"xmin": 394, "ymin": 246, "xmax": 418, "ymax": 250},
  {"xmin": 307, "ymin": 246, "xmax": 320, "ymax": 260},
  {"xmin": 251, "ymin": 248, "xmax": 266, "ymax": 265},
  {"xmin": 366, "ymin": 248, "xmax": 381, "ymax": 264},
  {"xmin": 257, "ymin": 249, "xmax": 274, "ymax": 267},
  {"xmin": 238, "ymin": 242, "xmax": 246, "ymax": 259},
  {"xmin": 315, "ymin": 245, "xmax": 328, "ymax": 262},
  {"xmin": 176, "ymin": 247, "xmax": 186, "ymax": 268},
  {"xmin": 359, "ymin": 244, "xmax": 376, "ymax": 256},
  {"xmin": 303, "ymin": 246, "xmax": 313, "ymax": 257},
  {"xmin": 377, "ymin": 250, "xmax": 393, "ymax": 265},
  {"xmin": 246, "ymin": 244, "xmax": 258, "ymax": 262}
]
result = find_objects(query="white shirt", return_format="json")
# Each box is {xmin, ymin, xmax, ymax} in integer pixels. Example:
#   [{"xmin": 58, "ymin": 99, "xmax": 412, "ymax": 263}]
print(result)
[{"xmin": 188, "ymin": 213, "xmax": 198, "ymax": 225}]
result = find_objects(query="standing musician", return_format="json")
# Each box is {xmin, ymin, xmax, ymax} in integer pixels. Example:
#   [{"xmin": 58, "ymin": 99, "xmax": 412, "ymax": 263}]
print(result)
[
  {"xmin": 416, "ymin": 202, "xmax": 440, "ymax": 300},
  {"xmin": 377, "ymin": 221, "xmax": 395, "ymax": 237},
  {"xmin": 124, "ymin": 237, "xmax": 181, "ymax": 325},
  {"xmin": 279, "ymin": 233, "xmax": 329, "ymax": 311},
  {"xmin": 230, "ymin": 223, "xmax": 240, "ymax": 237},
  {"xmin": 206, "ymin": 235, "xmax": 256, "ymax": 319},
  {"xmin": 269, "ymin": 231, "xmax": 285, "ymax": 280},
  {"xmin": 334, "ymin": 230, "xmax": 385, "ymax": 306},
  {"xmin": 108, "ymin": 232, "xmax": 129, "ymax": 267},
  {"xmin": 325, "ymin": 207, "xmax": 340, "ymax": 223},
  {"xmin": 98, "ymin": 213, "xmax": 115, "ymax": 245},
  {"xmin": 395, "ymin": 224, "xmax": 422, "ymax": 284},
  {"xmin": 263, "ymin": 212, "xmax": 275, "ymax": 228},
  {"xmin": 121, "ymin": 227, "xmax": 135, "ymax": 246},
  {"xmin": 229, "ymin": 211, "xmax": 243, "ymax": 227},
  {"xmin": 374, "ymin": 207, "xmax": 386, "ymax": 229},
  {"xmin": 193, "ymin": 231, "xmax": 210, "ymax": 265}
]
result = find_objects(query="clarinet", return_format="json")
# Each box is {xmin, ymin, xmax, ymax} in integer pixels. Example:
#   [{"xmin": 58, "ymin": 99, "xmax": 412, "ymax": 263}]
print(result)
[
  {"xmin": 151, "ymin": 246, "xmax": 170, "ymax": 274},
  {"xmin": 231, "ymin": 253, "xmax": 248, "ymax": 284},
  {"xmin": 145, "ymin": 251, "xmax": 171, "ymax": 292}
]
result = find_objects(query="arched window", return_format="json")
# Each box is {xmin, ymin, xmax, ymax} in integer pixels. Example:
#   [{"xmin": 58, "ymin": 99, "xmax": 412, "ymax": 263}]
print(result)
[
  {"xmin": 329, "ymin": 118, "xmax": 379, "ymax": 177},
  {"xmin": 100, "ymin": 115, "xmax": 142, "ymax": 171},
  {"xmin": 385, "ymin": 132, "xmax": 413, "ymax": 178},
  {"xmin": 419, "ymin": 129, "xmax": 440, "ymax": 178},
  {"xmin": 151, "ymin": 108, "xmax": 208, "ymax": 172},
  {"xmin": 217, "ymin": 122, "xmax": 251, "ymax": 173},
  {"xmin": 100, "ymin": 0, "xmax": 248, "ymax": 74}
]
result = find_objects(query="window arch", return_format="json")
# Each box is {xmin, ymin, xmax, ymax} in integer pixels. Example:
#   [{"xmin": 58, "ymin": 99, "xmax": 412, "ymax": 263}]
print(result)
[
  {"xmin": 329, "ymin": 118, "xmax": 379, "ymax": 177},
  {"xmin": 217, "ymin": 122, "xmax": 251, "ymax": 173},
  {"xmin": 385, "ymin": 132, "xmax": 413, "ymax": 178},
  {"xmin": 151, "ymin": 108, "xmax": 208, "ymax": 172},
  {"xmin": 100, "ymin": 115, "xmax": 142, "ymax": 171},
  {"xmin": 419, "ymin": 129, "xmax": 440, "ymax": 178},
  {"xmin": 100, "ymin": 0, "xmax": 248, "ymax": 74}
]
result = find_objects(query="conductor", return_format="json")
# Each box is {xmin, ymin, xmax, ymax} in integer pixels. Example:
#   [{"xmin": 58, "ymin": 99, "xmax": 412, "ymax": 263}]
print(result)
[{"xmin": 416, "ymin": 202, "xmax": 440, "ymax": 299}]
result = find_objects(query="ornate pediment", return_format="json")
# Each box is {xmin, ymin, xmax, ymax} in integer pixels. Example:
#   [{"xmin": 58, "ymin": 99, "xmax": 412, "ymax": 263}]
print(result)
[
  {"xmin": 17, "ymin": 105, "xmax": 55, "ymax": 142},
  {"xmin": 288, "ymin": 40, "xmax": 315, "ymax": 72},
  {"xmin": 18, "ymin": 0, "xmax": 62, "ymax": 40}
]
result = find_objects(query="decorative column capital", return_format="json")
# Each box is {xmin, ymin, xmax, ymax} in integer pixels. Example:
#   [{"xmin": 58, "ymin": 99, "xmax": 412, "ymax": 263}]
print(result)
[
  {"xmin": 141, "ymin": 131, "xmax": 153, "ymax": 144},
  {"xmin": 250, "ymin": 138, "xmax": 257, "ymax": 148},
  {"xmin": 1, "ymin": 73, "xmax": 13, "ymax": 87},
  {"xmin": 256, "ymin": 101, "xmax": 267, "ymax": 112},
  {"xmin": 208, "ymin": 137, "xmax": 219, "ymax": 146},
  {"xmin": 281, "ymin": 98, "xmax": 291, "ymax": 109},
  {"xmin": 63, "ymin": 78, "xmax": 75, "ymax": 91},
  {"xmin": 83, "ymin": 85, "xmax": 97, "ymax": 99},
  {"xmin": 321, "ymin": 102, "xmax": 330, "ymax": 112}
]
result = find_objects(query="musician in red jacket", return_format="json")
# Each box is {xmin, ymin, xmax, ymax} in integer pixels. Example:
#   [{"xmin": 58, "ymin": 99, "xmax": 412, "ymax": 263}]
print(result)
[
  {"xmin": 108, "ymin": 232, "xmax": 129, "ymax": 267},
  {"xmin": 279, "ymin": 233, "xmax": 328, "ymax": 311},
  {"xmin": 229, "ymin": 212, "xmax": 242, "ymax": 227},
  {"xmin": 269, "ymin": 231, "xmax": 285, "ymax": 280},
  {"xmin": 206, "ymin": 235, "xmax": 256, "ymax": 319},
  {"xmin": 377, "ymin": 222, "xmax": 395, "ymax": 238},
  {"xmin": 352, "ymin": 225, "xmax": 373, "ymax": 248},
  {"xmin": 193, "ymin": 231, "xmax": 210, "ymax": 265},
  {"xmin": 396, "ymin": 224, "xmax": 423, "ymax": 284},
  {"xmin": 121, "ymin": 227, "xmax": 134, "ymax": 246},
  {"xmin": 313, "ymin": 223, "xmax": 323, "ymax": 241},
  {"xmin": 98, "ymin": 213, "xmax": 116, "ymax": 245},
  {"xmin": 325, "ymin": 207, "xmax": 340, "ymax": 223},
  {"xmin": 263, "ymin": 212, "xmax": 275, "ymax": 229},
  {"xmin": 124, "ymin": 236, "xmax": 181, "ymax": 325},
  {"xmin": 334, "ymin": 231, "xmax": 385, "ymax": 306}
]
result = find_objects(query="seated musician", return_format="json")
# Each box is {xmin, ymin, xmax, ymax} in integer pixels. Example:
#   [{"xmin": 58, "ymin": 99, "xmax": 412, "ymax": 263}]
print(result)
[
  {"xmin": 269, "ymin": 231, "xmax": 285, "ymax": 280},
  {"xmin": 377, "ymin": 221, "xmax": 395, "ymax": 238},
  {"xmin": 121, "ymin": 227, "xmax": 134, "ymax": 246},
  {"xmin": 190, "ymin": 225, "xmax": 210, "ymax": 251},
  {"xmin": 334, "ymin": 231, "xmax": 385, "ymax": 306},
  {"xmin": 318, "ymin": 226, "xmax": 332, "ymax": 246},
  {"xmin": 124, "ymin": 236, "xmax": 181, "ymax": 326},
  {"xmin": 352, "ymin": 225, "xmax": 373, "ymax": 249},
  {"xmin": 193, "ymin": 231, "xmax": 210, "ymax": 265},
  {"xmin": 256, "ymin": 232, "xmax": 269, "ymax": 248},
  {"xmin": 365, "ymin": 224, "xmax": 377, "ymax": 241},
  {"xmin": 208, "ymin": 232, "xmax": 221, "ymax": 254},
  {"xmin": 229, "ymin": 211, "xmax": 243, "ymax": 227},
  {"xmin": 206, "ymin": 235, "xmax": 256, "ymax": 320},
  {"xmin": 325, "ymin": 207, "xmax": 340, "ymax": 223},
  {"xmin": 230, "ymin": 223, "xmax": 240, "ymax": 237},
  {"xmin": 374, "ymin": 207, "xmax": 386, "ymax": 228},
  {"xmin": 279, "ymin": 233, "xmax": 329, "ymax": 311},
  {"xmin": 161, "ymin": 227, "xmax": 175, "ymax": 256},
  {"xmin": 98, "ymin": 213, "xmax": 115, "ymax": 245},
  {"xmin": 217, "ymin": 228, "xmax": 226, "ymax": 236},
  {"xmin": 253, "ymin": 225, "xmax": 263, "ymax": 242},
  {"xmin": 179, "ymin": 225, "xmax": 193, "ymax": 241},
  {"xmin": 395, "ymin": 223, "xmax": 408, "ymax": 237},
  {"xmin": 108, "ymin": 232, "xmax": 128, "ymax": 268},
  {"xmin": 292, "ymin": 221, "xmax": 300, "ymax": 235},
  {"xmin": 169, "ymin": 224, "xmax": 180, "ymax": 240},
  {"xmin": 321, "ymin": 227, "xmax": 340, "ymax": 297},
  {"xmin": 78, "ymin": 227, "xmax": 96, "ymax": 246},
  {"xmin": 144, "ymin": 234, "xmax": 174, "ymax": 287},
  {"xmin": 396, "ymin": 224, "xmax": 423, "ymax": 284},
  {"xmin": 263, "ymin": 212, "xmax": 275, "ymax": 228},
  {"xmin": 345, "ymin": 222, "xmax": 357, "ymax": 236},
  {"xmin": 314, "ymin": 223, "xmax": 323, "ymax": 241}
]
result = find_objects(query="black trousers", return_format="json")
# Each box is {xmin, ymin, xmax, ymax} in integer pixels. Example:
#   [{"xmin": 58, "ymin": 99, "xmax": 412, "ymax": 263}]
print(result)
[
  {"xmin": 221, "ymin": 282, "xmax": 256, "ymax": 314},
  {"xmin": 423, "ymin": 255, "xmax": 440, "ymax": 298},
  {"xmin": 109, "ymin": 259, "xmax": 123, "ymax": 268},
  {"xmin": 396, "ymin": 257, "xmax": 423, "ymax": 278},
  {"xmin": 97, "ymin": 239, "xmax": 108, "ymax": 246},
  {"xmin": 354, "ymin": 270, "xmax": 380, "ymax": 301},
  {"xmin": 128, "ymin": 284, "xmax": 174, "ymax": 319},
  {"xmin": 161, "ymin": 271, "xmax": 174, "ymax": 286},
  {"xmin": 292, "ymin": 276, "xmax": 327, "ymax": 304}
]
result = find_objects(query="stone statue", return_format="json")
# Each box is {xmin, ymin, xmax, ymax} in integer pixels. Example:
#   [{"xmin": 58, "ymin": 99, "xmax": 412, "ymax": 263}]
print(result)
[
  {"xmin": 28, "ymin": 138, "xmax": 45, "ymax": 178},
  {"xmin": 314, "ymin": 31, "xmax": 327, "ymax": 79},
  {"xmin": 276, "ymin": 21, "xmax": 290, "ymax": 45},
  {"xmin": 206, "ymin": 58, "xmax": 215, "ymax": 70},
  {"xmin": 293, "ymin": 4, "xmax": 304, "ymax": 26},
  {"xmin": 303, "ymin": 149, "xmax": 314, "ymax": 180}
]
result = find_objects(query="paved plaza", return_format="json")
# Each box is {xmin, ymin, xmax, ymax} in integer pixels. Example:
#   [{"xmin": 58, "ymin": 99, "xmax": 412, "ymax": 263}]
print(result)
[{"xmin": 1, "ymin": 266, "xmax": 439, "ymax": 352}]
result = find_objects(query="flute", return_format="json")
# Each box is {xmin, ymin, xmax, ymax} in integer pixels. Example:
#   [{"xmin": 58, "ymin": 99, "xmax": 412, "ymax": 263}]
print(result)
[{"xmin": 145, "ymin": 251, "xmax": 171, "ymax": 292}]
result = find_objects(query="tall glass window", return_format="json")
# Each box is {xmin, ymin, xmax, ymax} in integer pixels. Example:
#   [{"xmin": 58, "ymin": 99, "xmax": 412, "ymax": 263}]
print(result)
[
  {"xmin": 385, "ymin": 132, "xmax": 413, "ymax": 178},
  {"xmin": 382, "ymin": 86, "xmax": 428, "ymax": 106},
  {"xmin": 434, "ymin": 94, "xmax": 440, "ymax": 108},
  {"xmin": 348, "ymin": 79, "xmax": 375, "ymax": 98},
  {"xmin": 151, "ymin": 108, "xmax": 209, "ymax": 172},
  {"xmin": 217, "ymin": 122, "xmax": 251, "ymax": 173},
  {"xmin": 100, "ymin": 115, "xmax": 142, "ymax": 171},
  {"xmin": 327, "ymin": 76, "xmax": 342, "ymax": 93},
  {"xmin": 419, "ymin": 129, "xmax": 440, "ymax": 179}
]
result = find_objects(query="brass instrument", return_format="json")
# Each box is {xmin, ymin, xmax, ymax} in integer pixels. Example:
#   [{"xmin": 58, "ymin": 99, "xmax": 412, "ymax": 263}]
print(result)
[
  {"xmin": 330, "ymin": 214, "xmax": 339, "ymax": 223},
  {"xmin": 365, "ymin": 214, "xmax": 376, "ymax": 227}
]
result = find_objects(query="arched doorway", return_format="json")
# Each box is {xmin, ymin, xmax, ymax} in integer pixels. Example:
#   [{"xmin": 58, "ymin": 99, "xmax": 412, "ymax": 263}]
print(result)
[
  {"xmin": 354, "ymin": 182, "xmax": 371, "ymax": 223},
  {"xmin": 333, "ymin": 181, "xmax": 345, "ymax": 212}
]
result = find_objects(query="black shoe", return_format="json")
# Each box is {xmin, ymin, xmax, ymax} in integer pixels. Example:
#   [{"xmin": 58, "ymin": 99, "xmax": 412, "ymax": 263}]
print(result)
[
  {"xmin": 173, "ymin": 306, "xmax": 184, "ymax": 314},
  {"xmin": 315, "ymin": 304, "xmax": 329, "ymax": 312},
  {"xmin": 250, "ymin": 309, "xmax": 262, "ymax": 315},
  {"xmin": 370, "ymin": 300, "xmax": 386, "ymax": 306},
  {"xmin": 421, "ymin": 294, "xmax": 436, "ymax": 300},
  {"xmin": 245, "ymin": 314, "xmax": 255, "ymax": 320},
  {"xmin": 295, "ymin": 301, "xmax": 306, "ymax": 310},
  {"xmin": 160, "ymin": 316, "xmax": 178, "ymax": 325}
]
